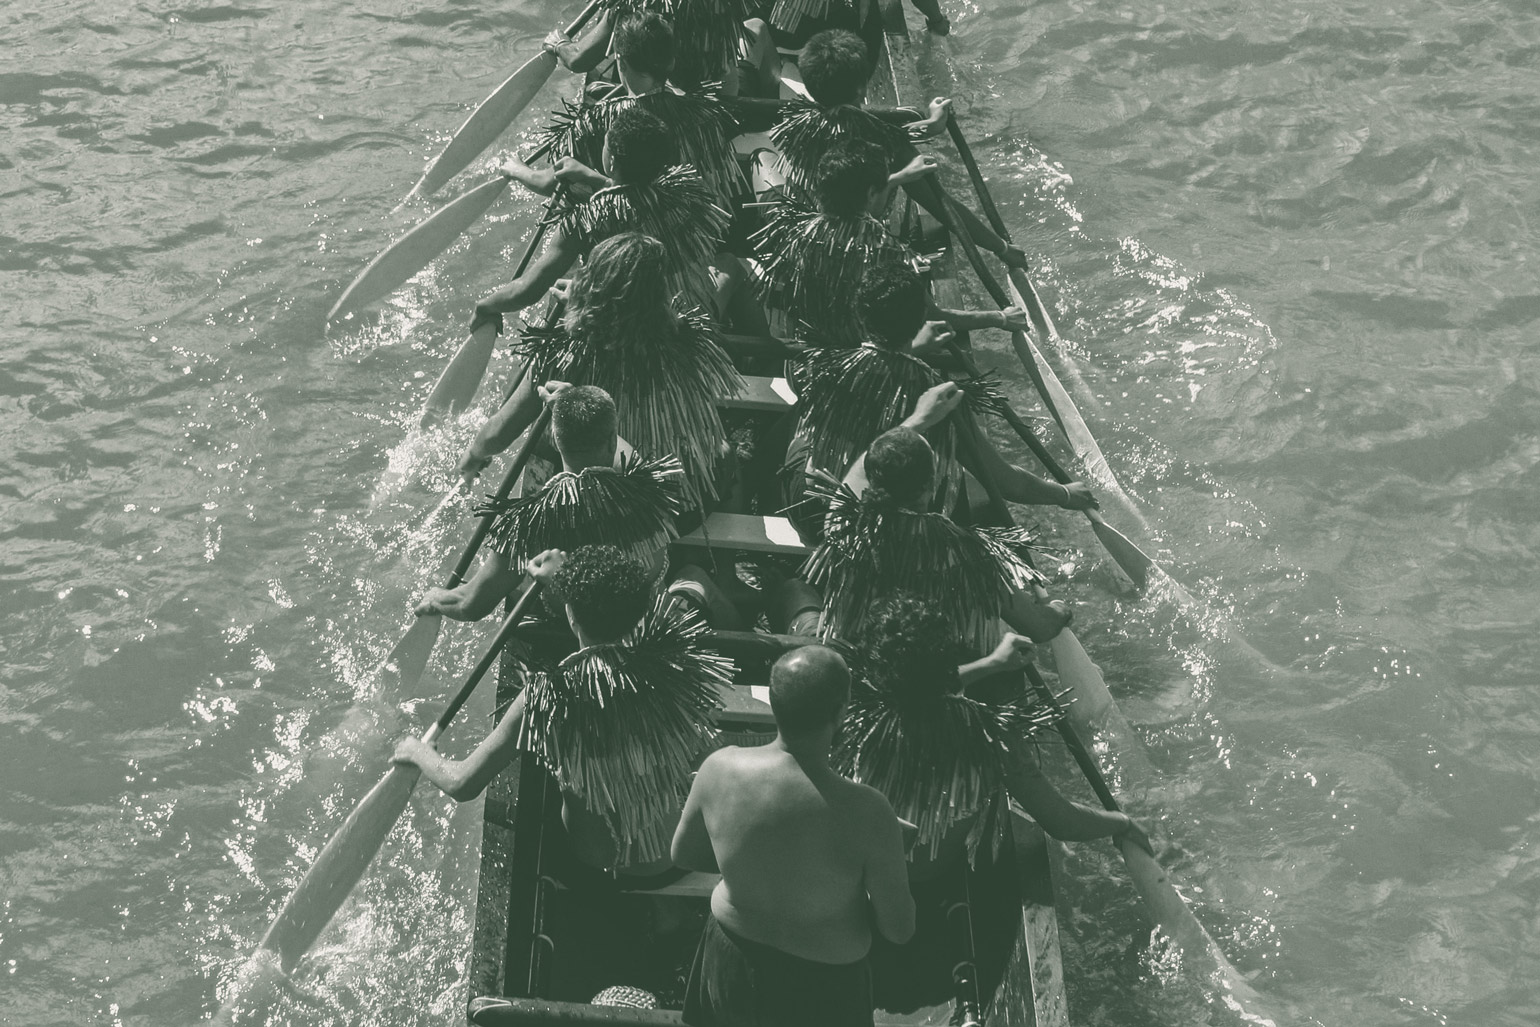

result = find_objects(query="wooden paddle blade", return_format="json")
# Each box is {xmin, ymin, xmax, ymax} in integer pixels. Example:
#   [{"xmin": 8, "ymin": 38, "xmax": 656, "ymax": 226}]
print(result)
[
  {"xmin": 377, "ymin": 613, "xmax": 442, "ymax": 696},
  {"xmin": 257, "ymin": 764, "xmax": 422, "ymax": 972},
  {"xmin": 1087, "ymin": 513, "xmax": 1152, "ymax": 589},
  {"xmin": 328, "ymin": 176, "xmax": 510, "ymax": 322},
  {"xmin": 418, "ymin": 320, "xmax": 499, "ymax": 428},
  {"xmin": 409, "ymin": 51, "xmax": 559, "ymax": 200}
]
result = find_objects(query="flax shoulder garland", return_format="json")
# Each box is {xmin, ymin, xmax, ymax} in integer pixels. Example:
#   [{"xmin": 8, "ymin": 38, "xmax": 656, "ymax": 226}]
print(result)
[
  {"xmin": 750, "ymin": 199, "xmax": 912, "ymax": 346},
  {"xmin": 769, "ymin": 0, "xmax": 876, "ymax": 37},
  {"xmin": 544, "ymin": 90, "xmax": 744, "ymax": 203},
  {"xmin": 478, "ymin": 454, "xmax": 683, "ymax": 568},
  {"xmin": 597, "ymin": 0, "xmax": 752, "ymax": 83},
  {"xmin": 514, "ymin": 310, "xmax": 743, "ymax": 505},
  {"xmin": 835, "ymin": 675, "xmax": 1058, "ymax": 862},
  {"xmin": 769, "ymin": 100, "xmax": 910, "ymax": 198},
  {"xmin": 550, "ymin": 165, "xmax": 730, "ymax": 309},
  {"xmin": 801, "ymin": 473, "xmax": 1047, "ymax": 650},
  {"xmin": 790, "ymin": 344, "xmax": 1006, "ymax": 510},
  {"xmin": 516, "ymin": 598, "xmax": 732, "ymax": 866}
]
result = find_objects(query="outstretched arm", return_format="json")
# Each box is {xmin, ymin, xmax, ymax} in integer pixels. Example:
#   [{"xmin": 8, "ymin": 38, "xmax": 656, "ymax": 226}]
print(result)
[
  {"xmin": 416, "ymin": 551, "xmax": 524, "ymax": 623},
  {"xmin": 962, "ymin": 422, "xmax": 1098, "ymax": 510},
  {"xmin": 472, "ymin": 231, "xmax": 581, "ymax": 326},
  {"xmin": 393, "ymin": 689, "xmax": 528, "ymax": 802},
  {"xmin": 460, "ymin": 372, "xmax": 542, "ymax": 481},
  {"xmin": 1004, "ymin": 751, "xmax": 1153, "ymax": 855},
  {"xmin": 544, "ymin": 13, "xmax": 613, "ymax": 74}
]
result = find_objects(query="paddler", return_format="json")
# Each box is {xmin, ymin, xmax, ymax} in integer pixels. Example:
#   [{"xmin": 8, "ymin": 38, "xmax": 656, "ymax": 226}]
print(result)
[
  {"xmin": 471, "ymin": 105, "xmax": 729, "ymax": 331},
  {"xmin": 804, "ymin": 406, "xmax": 1072, "ymax": 649},
  {"xmin": 839, "ymin": 592, "xmax": 1152, "ymax": 870},
  {"xmin": 460, "ymin": 232, "xmax": 744, "ymax": 505},
  {"xmin": 673, "ymin": 644, "xmax": 915, "ymax": 1027},
  {"xmin": 397, "ymin": 544, "xmax": 732, "ymax": 875},
  {"xmin": 419, "ymin": 383, "xmax": 681, "ymax": 622},
  {"xmin": 787, "ymin": 257, "xmax": 1100, "ymax": 510},
  {"xmin": 505, "ymin": 13, "xmax": 744, "ymax": 204},
  {"xmin": 771, "ymin": 29, "xmax": 1028, "ymax": 270},
  {"xmin": 751, "ymin": 138, "xmax": 932, "ymax": 345}
]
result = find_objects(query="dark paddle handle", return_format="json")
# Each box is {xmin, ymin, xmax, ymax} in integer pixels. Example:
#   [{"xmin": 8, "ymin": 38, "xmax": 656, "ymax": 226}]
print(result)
[
  {"xmin": 432, "ymin": 580, "xmax": 544, "ymax": 736},
  {"xmin": 947, "ymin": 342, "xmax": 1075, "ymax": 486},
  {"xmin": 946, "ymin": 117, "xmax": 1009, "ymax": 241},
  {"xmin": 564, "ymin": 0, "xmax": 604, "ymax": 39},
  {"xmin": 446, "ymin": 404, "xmax": 553, "ymax": 586},
  {"xmin": 955, "ymin": 419, "xmax": 1122, "ymax": 815}
]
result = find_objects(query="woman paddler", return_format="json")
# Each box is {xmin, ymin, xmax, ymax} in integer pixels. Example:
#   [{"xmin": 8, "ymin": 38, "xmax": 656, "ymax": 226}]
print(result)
[
  {"xmin": 419, "ymin": 383, "xmax": 683, "ymax": 622},
  {"xmin": 803, "ymin": 408, "xmax": 1072, "ymax": 650},
  {"xmin": 461, "ymin": 232, "xmax": 743, "ymax": 505},
  {"xmin": 471, "ymin": 105, "xmax": 729, "ymax": 333},
  {"xmin": 838, "ymin": 592, "xmax": 1153, "ymax": 873},
  {"xmin": 397, "ymin": 545, "xmax": 733, "ymax": 875}
]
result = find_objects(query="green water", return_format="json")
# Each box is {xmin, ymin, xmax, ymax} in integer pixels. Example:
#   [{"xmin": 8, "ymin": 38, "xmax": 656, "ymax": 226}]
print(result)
[{"xmin": 3, "ymin": 1, "xmax": 1538, "ymax": 1024}]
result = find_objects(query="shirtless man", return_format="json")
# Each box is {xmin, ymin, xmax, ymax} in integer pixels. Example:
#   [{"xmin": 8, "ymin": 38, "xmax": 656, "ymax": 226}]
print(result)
[{"xmin": 673, "ymin": 645, "xmax": 914, "ymax": 1026}]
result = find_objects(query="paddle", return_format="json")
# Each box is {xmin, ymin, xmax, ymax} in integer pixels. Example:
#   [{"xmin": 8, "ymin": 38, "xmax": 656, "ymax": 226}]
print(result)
[
  {"xmin": 406, "ymin": 0, "xmax": 605, "ymax": 201},
  {"xmin": 925, "ymin": 186, "xmax": 1154, "ymax": 589},
  {"xmin": 248, "ymin": 577, "xmax": 546, "ymax": 977},
  {"xmin": 955, "ymin": 423, "xmax": 1276, "ymax": 1024},
  {"xmin": 419, "ymin": 187, "xmax": 566, "ymax": 427},
  {"xmin": 371, "ymin": 399, "xmax": 555, "ymax": 722},
  {"xmin": 940, "ymin": 121, "xmax": 1131, "ymax": 499},
  {"xmin": 947, "ymin": 342, "xmax": 1152, "ymax": 588}
]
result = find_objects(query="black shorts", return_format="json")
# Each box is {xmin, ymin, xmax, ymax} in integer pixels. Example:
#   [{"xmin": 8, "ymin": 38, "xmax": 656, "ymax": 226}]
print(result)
[{"xmin": 682, "ymin": 916, "xmax": 874, "ymax": 1027}]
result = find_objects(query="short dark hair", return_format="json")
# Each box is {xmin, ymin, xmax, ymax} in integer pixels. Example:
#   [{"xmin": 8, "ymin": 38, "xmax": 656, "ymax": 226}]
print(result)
[
  {"xmin": 553, "ymin": 545, "xmax": 652, "ymax": 640},
  {"xmin": 865, "ymin": 426, "xmax": 934, "ymax": 508},
  {"xmin": 814, "ymin": 139, "xmax": 887, "ymax": 217},
  {"xmin": 860, "ymin": 591, "xmax": 964, "ymax": 701},
  {"xmin": 800, "ymin": 30, "xmax": 870, "ymax": 105},
  {"xmin": 550, "ymin": 385, "xmax": 617, "ymax": 465},
  {"xmin": 859, "ymin": 259, "xmax": 925, "ymax": 350},
  {"xmin": 605, "ymin": 106, "xmax": 677, "ymax": 184},
  {"xmin": 614, "ymin": 12, "xmax": 675, "ymax": 82},
  {"xmin": 769, "ymin": 645, "xmax": 851, "ymax": 735}
]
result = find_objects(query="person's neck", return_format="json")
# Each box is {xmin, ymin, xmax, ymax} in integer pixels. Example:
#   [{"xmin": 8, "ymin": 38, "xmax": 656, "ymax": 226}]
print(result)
[
  {"xmin": 572, "ymin": 622, "xmax": 624, "ymax": 650},
  {"xmin": 773, "ymin": 731, "xmax": 833, "ymax": 771},
  {"xmin": 560, "ymin": 450, "xmax": 615, "ymax": 474}
]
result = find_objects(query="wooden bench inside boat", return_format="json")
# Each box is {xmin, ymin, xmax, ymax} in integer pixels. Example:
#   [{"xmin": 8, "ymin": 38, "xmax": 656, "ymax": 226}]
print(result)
[
  {"xmin": 715, "ymin": 374, "xmax": 797, "ymax": 412},
  {"xmin": 670, "ymin": 512, "xmax": 809, "ymax": 556}
]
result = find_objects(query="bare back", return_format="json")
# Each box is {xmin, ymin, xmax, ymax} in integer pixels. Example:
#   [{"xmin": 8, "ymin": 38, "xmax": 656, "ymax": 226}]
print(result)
[{"xmin": 693, "ymin": 744, "xmax": 903, "ymax": 964}]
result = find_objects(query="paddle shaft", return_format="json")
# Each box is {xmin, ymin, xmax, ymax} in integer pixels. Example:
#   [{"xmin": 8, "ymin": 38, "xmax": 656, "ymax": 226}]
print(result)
[
  {"xmin": 429, "ymin": 579, "xmax": 544, "ymax": 739},
  {"xmin": 954, "ymin": 416, "xmax": 1119, "ymax": 809},
  {"xmin": 447, "ymin": 404, "xmax": 551, "ymax": 587}
]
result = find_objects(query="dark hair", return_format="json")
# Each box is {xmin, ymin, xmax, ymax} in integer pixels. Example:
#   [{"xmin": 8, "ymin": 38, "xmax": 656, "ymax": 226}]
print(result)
[
  {"xmin": 769, "ymin": 645, "xmax": 851, "ymax": 735},
  {"xmin": 859, "ymin": 259, "xmax": 925, "ymax": 350},
  {"xmin": 605, "ymin": 106, "xmax": 677, "ymax": 184},
  {"xmin": 814, "ymin": 139, "xmax": 888, "ymax": 217},
  {"xmin": 865, "ymin": 426, "xmax": 934, "ymax": 508},
  {"xmin": 859, "ymin": 592, "xmax": 964, "ymax": 702},
  {"xmin": 553, "ymin": 544, "xmax": 652, "ymax": 640},
  {"xmin": 567, "ymin": 232, "xmax": 675, "ymax": 341},
  {"xmin": 614, "ymin": 12, "xmax": 675, "ymax": 82},
  {"xmin": 800, "ymin": 29, "xmax": 870, "ymax": 105},
  {"xmin": 550, "ymin": 385, "xmax": 618, "ymax": 466}
]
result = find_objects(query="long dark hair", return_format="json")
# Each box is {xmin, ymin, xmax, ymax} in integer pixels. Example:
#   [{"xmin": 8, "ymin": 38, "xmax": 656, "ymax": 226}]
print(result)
[{"xmin": 565, "ymin": 232, "xmax": 678, "ymax": 346}]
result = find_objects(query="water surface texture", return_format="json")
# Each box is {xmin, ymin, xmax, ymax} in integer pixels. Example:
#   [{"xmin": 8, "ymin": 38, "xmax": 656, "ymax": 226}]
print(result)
[{"xmin": 3, "ymin": 1, "xmax": 1538, "ymax": 1025}]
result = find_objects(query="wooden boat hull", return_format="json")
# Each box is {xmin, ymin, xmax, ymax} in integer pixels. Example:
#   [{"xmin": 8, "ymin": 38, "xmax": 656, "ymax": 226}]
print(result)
[{"xmin": 463, "ymin": 3, "xmax": 1071, "ymax": 1024}]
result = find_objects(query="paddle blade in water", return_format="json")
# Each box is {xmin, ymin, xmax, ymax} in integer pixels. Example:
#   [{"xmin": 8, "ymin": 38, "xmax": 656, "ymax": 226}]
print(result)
[
  {"xmin": 418, "ymin": 320, "xmax": 499, "ymax": 428},
  {"xmin": 409, "ymin": 51, "xmax": 559, "ymax": 200},
  {"xmin": 256, "ymin": 763, "xmax": 422, "ymax": 972},
  {"xmin": 378, "ymin": 614, "xmax": 442, "ymax": 697},
  {"xmin": 328, "ymin": 176, "xmax": 510, "ymax": 322},
  {"xmin": 1088, "ymin": 512, "xmax": 1152, "ymax": 589}
]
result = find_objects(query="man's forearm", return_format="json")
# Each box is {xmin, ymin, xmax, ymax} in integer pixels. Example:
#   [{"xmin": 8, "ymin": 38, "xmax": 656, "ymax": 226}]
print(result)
[{"xmin": 937, "ymin": 306, "xmax": 1005, "ymax": 331}]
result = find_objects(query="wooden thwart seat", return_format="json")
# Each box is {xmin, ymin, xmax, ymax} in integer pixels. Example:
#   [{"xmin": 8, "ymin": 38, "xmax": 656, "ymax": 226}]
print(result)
[
  {"xmin": 671, "ymin": 512, "xmax": 809, "ymax": 556},
  {"xmin": 717, "ymin": 374, "xmax": 797, "ymax": 412}
]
